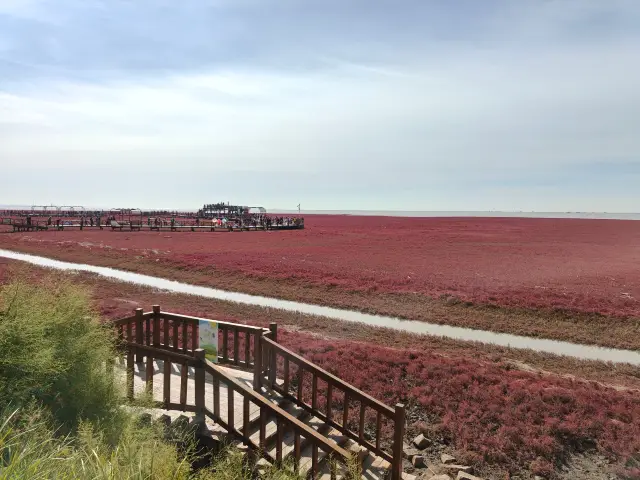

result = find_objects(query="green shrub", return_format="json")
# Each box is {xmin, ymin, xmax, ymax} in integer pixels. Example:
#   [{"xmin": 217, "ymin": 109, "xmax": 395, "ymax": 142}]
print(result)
[
  {"xmin": 0, "ymin": 276, "xmax": 124, "ymax": 437},
  {"xmin": 0, "ymin": 406, "xmax": 193, "ymax": 480}
]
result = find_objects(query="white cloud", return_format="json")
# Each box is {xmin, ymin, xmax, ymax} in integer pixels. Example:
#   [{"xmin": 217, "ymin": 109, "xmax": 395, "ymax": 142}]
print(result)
[{"xmin": 1, "ymin": 0, "xmax": 639, "ymax": 210}]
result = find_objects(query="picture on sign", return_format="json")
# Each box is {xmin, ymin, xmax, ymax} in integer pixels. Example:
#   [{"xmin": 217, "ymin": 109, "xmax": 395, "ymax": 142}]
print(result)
[{"xmin": 198, "ymin": 319, "xmax": 218, "ymax": 362}]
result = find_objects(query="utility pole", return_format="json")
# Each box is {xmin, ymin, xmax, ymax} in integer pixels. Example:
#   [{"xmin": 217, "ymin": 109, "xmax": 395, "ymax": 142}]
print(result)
[{"xmin": 297, "ymin": 204, "xmax": 301, "ymax": 214}]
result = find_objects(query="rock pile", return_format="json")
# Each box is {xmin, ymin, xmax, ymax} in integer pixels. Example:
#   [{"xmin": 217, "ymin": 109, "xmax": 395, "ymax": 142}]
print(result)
[{"xmin": 404, "ymin": 435, "xmax": 486, "ymax": 480}]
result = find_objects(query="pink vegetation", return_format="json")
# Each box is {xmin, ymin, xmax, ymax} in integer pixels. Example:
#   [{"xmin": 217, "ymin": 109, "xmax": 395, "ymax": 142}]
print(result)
[
  {"xmin": 3, "ymin": 215, "xmax": 640, "ymax": 316},
  {"xmin": 277, "ymin": 330, "xmax": 640, "ymax": 476}
]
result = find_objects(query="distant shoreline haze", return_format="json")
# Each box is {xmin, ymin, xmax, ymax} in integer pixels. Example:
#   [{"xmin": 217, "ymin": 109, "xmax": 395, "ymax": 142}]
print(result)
[{"xmin": 1, "ymin": 205, "xmax": 639, "ymax": 220}]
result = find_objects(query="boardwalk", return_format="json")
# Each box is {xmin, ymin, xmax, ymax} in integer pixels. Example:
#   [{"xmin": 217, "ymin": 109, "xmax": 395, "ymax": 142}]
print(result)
[{"xmin": 115, "ymin": 358, "xmax": 406, "ymax": 480}]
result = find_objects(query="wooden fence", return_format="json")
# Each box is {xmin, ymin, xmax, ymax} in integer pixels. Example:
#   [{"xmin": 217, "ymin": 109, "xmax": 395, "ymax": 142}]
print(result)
[{"xmin": 114, "ymin": 306, "xmax": 405, "ymax": 480}]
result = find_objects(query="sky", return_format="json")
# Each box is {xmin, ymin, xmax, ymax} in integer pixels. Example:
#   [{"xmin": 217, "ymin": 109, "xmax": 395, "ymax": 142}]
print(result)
[{"xmin": 1, "ymin": 0, "xmax": 639, "ymax": 212}]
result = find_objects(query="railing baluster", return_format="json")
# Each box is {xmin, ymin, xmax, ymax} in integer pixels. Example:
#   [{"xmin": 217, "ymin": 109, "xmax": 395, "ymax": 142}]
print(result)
[
  {"xmin": 391, "ymin": 404, "xmax": 406, "ymax": 480},
  {"xmin": 293, "ymin": 431, "xmax": 301, "ymax": 473},
  {"xmin": 283, "ymin": 358, "xmax": 290, "ymax": 394},
  {"xmin": 145, "ymin": 316, "xmax": 151, "ymax": 346},
  {"xmin": 152, "ymin": 305, "xmax": 160, "ymax": 346},
  {"xmin": 375, "ymin": 411, "xmax": 382, "ymax": 451},
  {"xmin": 126, "ymin": 321, "xmax": 134, "ymax": 400},
  {"xmin": 276, "ymin": 420, "xmax": 283, "ymax": 464},
  {"xmin": 163, "ymin": 313, "xmax": 169, "ymax": 347},
  {"xmin": 312, "ymin": 375, "xmax": 318, "ymax": 410},
  {"xmin": 172, "ymin": 320, "xmax": 178, "ymax": 351},
  {"xmin": 194, "ymin": 349, "xmax": 205, "ymax": 427},
  {"xmin": 145, "ymin": 353, "xmax": 154, "ymax": 395},
  {"xmin": 233, "ymin": 327, "xmax": 239, "ymax": 366},
  {"xmin": 180, "ymin": 362, "xmax": 188, "ymax": 409},
  {"xmin": 359, "ymin": 403, "xmax": 366, "ymax": 441},
  {"xmin": 268, "ymin": 323, "xmax": 277, "ymax": 387},
  {"xmin": 259, "ymin": 406, "xmax": 266, "ymax": 449},
  {"xmin": 228, "ymin": 386, "xmax": 235, "ymax": 432},
  {"xmin": 297, "ymin": 366, "xmax": 304, "ymax": 403},
  {"xmin": 181, "ymin": 320, "xmax": 188, "ymax": 354},
  {"xmin": 243, "ymin": 397, "xmax": 250, "ymax": 444},
  {"xmin": 326, "ymin": 383, "xmax": 333, "ymax": 423},
  {"xmin": 222, "ymin": 325, "xmax": 229, "ymax": 362},
  {"xmin": 213, "ymin": 376, "xmax": 220, "ymax": 420},
  {"xmin": 253, "ymin": 334, "xmax": 262, "ymax": 391},
  {"xmin": 244, "ymin": 329, "xmax": 251, "ymax": 368},
  {"xmin": 191, "ymin": 321, "xmax": 198, "ymax": 352},
  {"xmin": 164, "ymin": 356, "xmax": 171, "ymax": 407},
  {"xmin": 135, "ymin": 308, "xmax": 143, "ymax": 363},
  {"xmin": 343, "ymin": 393, "xmax": 350, "ymax": 430}
]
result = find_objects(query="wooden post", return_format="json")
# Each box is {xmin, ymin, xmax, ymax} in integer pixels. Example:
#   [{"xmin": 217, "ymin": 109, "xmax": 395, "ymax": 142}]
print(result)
[
  {"xmin": 152, "ymin": 305, "xmax": 160, "ymax": 346},
  {"xmin": 135, "ymin": 308, "xmax": 143, "ymax": 363},
  {"xmin": 391, "ymin": 403, "xmax": 406, "ymax": 480},
  {"xmin": 253, "ymin": 333, "xmax": 262, "ymax": 391},
  {"xmin": 194, "ymin": 349, "xmax": 206, "ymax": 431},
  {"xmin": 268, "ymin": 323, "xmax": 277, "ymax": 387}
]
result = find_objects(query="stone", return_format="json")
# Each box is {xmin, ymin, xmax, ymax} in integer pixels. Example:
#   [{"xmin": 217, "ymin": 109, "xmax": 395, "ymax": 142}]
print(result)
[
  {"xmin": 441, "ymin": 453, "xmax": 456, "ymax": 464},
  {"xmin": 456, "ymin": 473, "xmax": 483, "ymax": 480},
  {"xmin": 413, "ymin": 433, "xmax": 431, "ymax": 449},
  {"xmin": 441, "ymin": 464, "xmax": 473, "ymax": 474},
  {"xmin": 428, "ymin": 475, "xmax": 452, "ymax": 480},
  {"xmin": 404, "ymin": 446, "xmax": 422, "ymax": 460},
  {"xmin": 534, "ymin": 477, "xmax": 545, "ymax": 480},
  {"xmin": 412, "ymin": 455, "xmax": 427, "ymax": 468}
]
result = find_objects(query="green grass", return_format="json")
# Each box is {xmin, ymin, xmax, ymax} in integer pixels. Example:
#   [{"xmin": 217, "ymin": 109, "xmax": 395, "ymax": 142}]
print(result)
[{"xmin": 0, "ymin": 273, "xmax": 359, "ymax": 479}]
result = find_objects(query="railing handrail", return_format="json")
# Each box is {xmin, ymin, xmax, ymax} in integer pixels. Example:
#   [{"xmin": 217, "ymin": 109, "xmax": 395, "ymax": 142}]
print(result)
[
  {"xmin": 203, "ymin": 358, "xmax": 352, "ymax": 463},
  {"xmin": 113, "ymin": 311, "xmax": 154, "ymax": 326},
  {"xmin": 123, "ymin": 341, "xmax": 197, "ymax": 364},
  {"xmin": 262, "ymin": 336, "xmax": 395, "ymax": 418},
  {"xmin": 156, "ymin": 311, "xmax": 269, "ymax": 334}
]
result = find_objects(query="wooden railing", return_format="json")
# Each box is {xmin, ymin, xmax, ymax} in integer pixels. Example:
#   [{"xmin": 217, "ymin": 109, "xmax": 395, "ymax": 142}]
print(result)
[
  {"xmin": 114, "ymin": 307, "xmax": 267, "ymax": 368},
  {"xmin": 260, "ymin": 335, "xmax": 405, "ymax": 480},
  {"xmin": 114, "ymin": 307, "xmax": 405, "ymax": 480},
  {"xmin": 120, "ymin": 340, "xmax": 352, "ymax": 478}
]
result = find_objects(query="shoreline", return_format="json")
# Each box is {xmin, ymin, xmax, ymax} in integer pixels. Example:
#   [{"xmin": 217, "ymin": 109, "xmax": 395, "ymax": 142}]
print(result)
[
  {"xmin": 0, "ymin": 239, "xmax": 638, "ymax": 351},
  {"xmin": 1, "ymin": 247, "xmax": 640, "ymax": 365}
]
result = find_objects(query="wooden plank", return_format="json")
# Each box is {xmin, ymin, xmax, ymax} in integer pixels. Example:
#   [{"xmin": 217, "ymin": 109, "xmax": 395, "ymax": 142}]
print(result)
[
  {"xmin": 222, "ymin": 325, "xmax": 229, "ymax": 362},
  {"xmin": 283, "ymin": 358, "xmax": 289, "ymax": 394},
  {"xmin": 233, "ymin": 327, "xmax": 239, "ymax": 366},
  {"xmin": 228, "ymin": 386, "xmax": 235, "ymax": 433},
  {"xmin": 191, "ymin": 321, "xmax": 198, "ymax": 352},
  {"xmin": 297, "ymin": 366, "xmax": 304, "ymax": 402},
  {"xmin": 172, "ymin": 320, "xmax": 179, "ymax": 351},
  {"xmin": 182, "ymin": 321, "xmax": 188, "ymax": 354},
  {"xmin": 276, "ymin": 420, "xmax": 283, "ymax": 463},
  {"xmin": 343, "ymin": 393, "xmax": 350, "ymax": 430},
  {"xmin": 180, "ymin": 363, "xmax": 188, "ymax": 408},
  {"xmin": 146, "ymin": 355, "xmax": 154, "ymax": 395},
  {"xmin": 213, "ymin": 376, "xmax": 220, "ymax": 420},
  {"xmin": 164, "ymin": 359, "xmax": 171, "ymax": 407},
  {"xmin": 243, "ymin": 397, "xmax": 250, "ymax": 443},
  {"xmin": 244, "ymin": 330, "xmax": 251, "ymax": 368},
  {"xmin": 375, "ymin": 411, "xmax": 382, "ymax": 451},
  {"xmin": 312, "ymin": 375, "xmax": 318, "ymax": 410}
]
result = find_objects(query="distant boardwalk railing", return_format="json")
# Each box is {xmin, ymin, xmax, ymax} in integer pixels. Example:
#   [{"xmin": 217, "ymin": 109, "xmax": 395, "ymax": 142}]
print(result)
[{"xmin": 113, "ymin": 306, "xmax": 406, "ymax": 479}]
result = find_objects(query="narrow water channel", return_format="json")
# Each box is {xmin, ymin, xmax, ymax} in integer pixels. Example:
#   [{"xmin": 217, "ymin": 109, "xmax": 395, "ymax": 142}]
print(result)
[{"xmin": 1, "ymin": 248, "xmax": 638, "ymax": 365}]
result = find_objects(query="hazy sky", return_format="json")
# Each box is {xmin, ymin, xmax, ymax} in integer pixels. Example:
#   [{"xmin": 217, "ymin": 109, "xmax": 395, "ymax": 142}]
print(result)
[{"xmin": 1, "ymin": 0, "xmax": 639, "ymax": 211}]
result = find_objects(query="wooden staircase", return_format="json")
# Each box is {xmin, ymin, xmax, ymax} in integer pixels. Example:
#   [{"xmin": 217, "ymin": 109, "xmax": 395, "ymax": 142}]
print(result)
[{"xmin": 113, "ymin": 307, "xmax": 410, "ymax": 479}]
